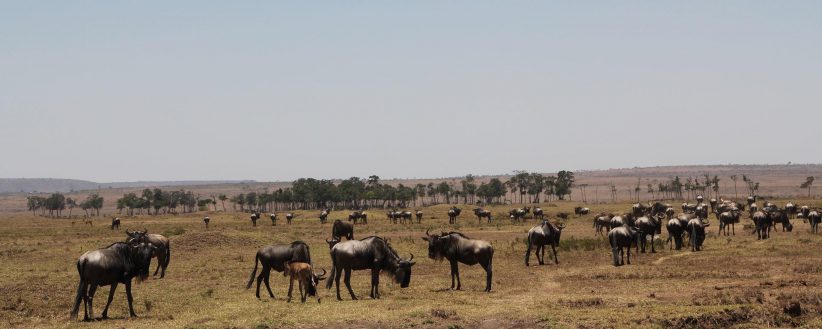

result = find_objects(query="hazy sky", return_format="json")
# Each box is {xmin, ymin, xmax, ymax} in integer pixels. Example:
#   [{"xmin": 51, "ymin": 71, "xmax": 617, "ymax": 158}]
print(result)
[{"xmin": 2, "ymin": 2, "xmax": 821, "ymax": 182}]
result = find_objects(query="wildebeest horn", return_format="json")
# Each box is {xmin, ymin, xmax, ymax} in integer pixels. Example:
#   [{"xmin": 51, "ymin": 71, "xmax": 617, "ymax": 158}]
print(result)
[
  {"xmin": 425, "ymin": 228, "xmax": 430, "ymax": 236},
  {"xmin": 408, "ymin": 253, "xmax": 414, "ymax": 262},
  {"xmin": 318, "ymin": 268, "xmax": 327, "ymax": 276}
]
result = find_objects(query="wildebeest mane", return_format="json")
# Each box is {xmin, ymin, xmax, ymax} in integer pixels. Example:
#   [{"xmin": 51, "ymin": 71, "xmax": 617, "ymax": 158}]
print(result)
[{"xmin": 445, "ymin": 231, "xmax": 470, "ymax": 239}]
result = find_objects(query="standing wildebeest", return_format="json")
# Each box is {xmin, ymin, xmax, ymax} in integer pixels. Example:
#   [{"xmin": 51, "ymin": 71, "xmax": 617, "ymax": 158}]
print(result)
[
  {"xmin": 282, "ymin": 262, "xmax": 326, "ymax": 303},
  {"xmin": 286, "ymin": 213, "xmax": 295, "ymax": 224},
  {"xmin": 649, "ymin": 202, "xmax": 670, "ymax": 218},
  {"xmin": 593, "ymin": 213, "xmax": 613, "ymax": 235},
  {"xmin": 386, "ymin": 210, "xmax": 398, "ymax": 224},
  {"xmin": 751, "ymin": 211, "xmax": 772, "ymax": 240},
  {"xmin": 70, "ymin": 242, "xmax": 155, "ymax": 321},
  {"xmin": 399, "ymin": 210, "xmax": 413, "ymax": 224},
  {"xmin": 769, "ymin": 210, "xmax": 792, "ymax": 232},
  {"xmin": 270, "ymin": 213, "xmax": 278, "ymax": 226},
  {"xmin": 635, "ymin": 215, "xmax": 662, "ymax": 253},
  {"xmin": 681, "ymin": 203, "xmax": 697, "ymax": 214},
  {"xmin": 415, "ymin": 210, "xmax": 423, "ymax": 223},
  {"xmin": 331, "ymin": 219, "xmax": 354, "ymax": 241},
  {"xmin": 608, "ymin": 225, "xmax": 639, "ymax": 266},
  {"xmin": 126, "ymin": 230, "xmax": 171, "ymax": 278},
  {"xmin": 110, "ymin": 217, "xmax": 120, "ymax": 230},
  {"xmin": 525, "ymin": 221, "xmax": 565, "ymax": 266},
  {"xmin": 326, "ymin": 236, "xmax": 415, "ymax": 300},
  {"xmin": 473, "ymin": 208, "xmax": 492, "ymax": 223},
  {"xmin": 785, "ymin": 202, "xmax": 797, "ymax": 219},
  {"xmin": 533, "ymin": 207, "xmax": 544, "ymax": 220},
  {"xmin": 695, "ymin": 204, "xmax": 710, "ymax": 220},
  {"xmin": 319, "ymin": 209, "xmax": 330, "ymax": 224},
  {"xmin": 632, "ymin": 203, "xmax": 650, "ymax": 217},
  {"xmin": 203, "ymin": 216, "xmax": 210, "ymax": 229},
  {"xmin": 666, "ymin": 214, "xmax": 693, "ymax": 250},
  {"xmin": 250, "ymin": 213, "xmax": 259, "ymax": 227},
  {"xmin": 246, "ymin": 241, "xmax": 312, "ymax": 299},
  {"xmin": 348, "ymin": 210, "xmax": 368, "ymax": 224},
  {"xmin": 447, "ymin": 206, "xmax": 462, "ymax": 224},
  {"xmin": 422, "ymin": 230, "xmax": 494, "ymax": 292},
  {"xmin": 574, "ymin": 206, "xmax": 590, "ymax": 216},
  {"xmin": 808, "ymin": 210, "xmax": 820, "ymax": 233},
  {"xmin": 718, "ymin": 208, "xmax": 741, "ymax": 236},
  {"xmin": 509, "ymin": 208, "xmax": 526, "ymax": 223},
  {"xmin": 799, "ymin": 206, "xmax": 811, "ymax": 220},
  {"xmin": 687, "ymin": 217, "xmax": 708, "ymax": 251}
]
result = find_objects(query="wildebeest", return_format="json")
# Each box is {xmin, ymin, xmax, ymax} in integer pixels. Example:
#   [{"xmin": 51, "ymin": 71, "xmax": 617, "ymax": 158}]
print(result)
[
  {"xmin": 808, "ymin": 210, "xmax": 820, "ymax": 233},
  {"xmin": 751, "ymin": 211, "xmax": 772, "ymax": 240},
  {"xmin": 746, "ymin": 195, "xmax": 756, "ymax": 206},
  {"xmin": 286, "ymin": 213, "xmax": 295, "ymax": 224},
  {"xmin": 718, "ymin": 208, "xmax": 741, "ymax": 236},
  {"xmin": 574, "ymin": 206, "xmax": 590, "ymax": 216},
  {"xmin": 525, "ymin": 221, "xmax": 565, "ymax": 266},
  {"xmin": 593, "ymin": 213, "xmax": 613, "ymax": 235},
  {"xmin": 326, "ymin": 236, "xmax": 415, "ymax": 300},
  {"xmin": 608, "ymin": 226, "xmax": 639, "ymax": 266},
  {"xmin": 282, "ymin": 262, "xmax": 326, "ymax": 303},
  {"xmin": 785, "ymin": 202, "xmax": 797, "ymax": 219},
  {"xmin": 125, "ymin": 230, "xmax": 171, "ymax": 278},
  {"xmin": 348, "ymin": 210, "xmax": 367, "ymax": 224},
  {"xmin": 769, "ymin": 210, "xmax": 792, "ymax": 232},
  {"xmin": 246, "ymin": 241, "xmax": 312, "ymax": 299},
  {"xmin": 666, "ymin": 214, "xmax": 692, "ymax": 250},
  {"xmin": 319, "ymin": 209, "xmax": 330, "ymax": 224},
  {"xmin": 687, "ymin": 217, "xmax": 708, "ymax": 251},
  {"xmin": 632, "ymin": 203, "xmax": 650, "ymax": 217},
  {"xmin": 110, "ymin": 217, "xmax": 120, "ymax": 230},
  {"xmin": 799, "ymin": 206, "xmax": 811, "ymax": 219},
  {"xmin": 386, "ymin": 210, "xmax": 398, "ymax": 224},
  {"xmin": 203, "ymin": 216, "xmax": 210, "ymax": 229},
  {"xmin": 331, "ymin": 219, "xmax": 354, "ymax": 241},
  {"xmin": 634, "ymin": 215, "xmax": 662, "ymax": 253},
  {"xmin": 422, "ymin": 230, "xmax": 494, "ymax": 292},
  {"xmin": 681, "ymin": 203, "xmax": 697, "ymax": 214},
  {"xmin": 509, "ymin": 208, "xmax": 527, "ymax": 223},
  {"xmin": 533, "ymin": 207, "xmax": 544, "ymax": 220},
  {"xmin": 415, "ymin": 210, "xmax": 423, "ymax": 223},
  {"xmin": 70, "ymin": 242, "xmax": 155, "ymax": 321},
  {"xmin": 447, "ymin": 206, "xmax": 462, "ymax": 224},
  {"xmin": 251, "ymin": 213, "xmax": 259, "ymax": 227},
  {"xmin": 473, "ymin": 208, "xmax": 492, "ymax": 223},
  {"xmin": 270, "ymin": 213, "xmax": 277, "ymax": 226},
  {"xmin": 398, "ymin": 210, "xmax": 413, "ymax": 224},
  {"xmin": 665, "ymin": 207, "xmax": 675, "ymax": 219}
]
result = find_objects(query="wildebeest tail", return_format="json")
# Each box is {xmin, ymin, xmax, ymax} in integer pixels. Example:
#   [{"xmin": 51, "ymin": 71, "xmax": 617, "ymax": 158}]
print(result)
[
  {"xmin": 325, "ymin": 249, "xmax": 337, "ymax": 290},
  {"xmin": 70, "ymin": 259, "xmax": 85, "ymax": 319},
  {"xmin": 165, "ymin": 242, "xmax": 171, "ymax": 266},
  {"xmin": 246, "ymin": 252, "xmax": 260, "ymax": 289}
]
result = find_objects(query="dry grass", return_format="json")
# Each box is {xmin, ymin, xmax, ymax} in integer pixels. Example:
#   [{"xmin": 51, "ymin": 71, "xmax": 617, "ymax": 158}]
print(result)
[{"xmin": 1, "ymin": 201, "xmax": 821, "ymax": 328}]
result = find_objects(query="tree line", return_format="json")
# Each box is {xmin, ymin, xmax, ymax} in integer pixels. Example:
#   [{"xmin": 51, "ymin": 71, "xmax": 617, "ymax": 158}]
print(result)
[
  {"xmin": 27, "ymin": 193, "xmax": 103, "ymax": 218},
  {"xmin": 115, "ymin": 188, "xmax": 218, "ymax": 216}
]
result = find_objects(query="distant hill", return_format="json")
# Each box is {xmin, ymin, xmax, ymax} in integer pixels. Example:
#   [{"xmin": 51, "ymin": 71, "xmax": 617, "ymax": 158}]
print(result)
[{"xmin": 0, "ymin": 178, "xmax": 255, "ymax": 194}]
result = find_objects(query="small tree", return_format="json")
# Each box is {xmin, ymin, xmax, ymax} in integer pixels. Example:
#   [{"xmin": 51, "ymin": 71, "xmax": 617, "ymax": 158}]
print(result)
[
  {"xmin": 800, "ymin": 176, "xmax": 815, "ymax": 198},
  {"xmin": 730, "ymin": 175, "xmax": 739, "ymax": 199}
]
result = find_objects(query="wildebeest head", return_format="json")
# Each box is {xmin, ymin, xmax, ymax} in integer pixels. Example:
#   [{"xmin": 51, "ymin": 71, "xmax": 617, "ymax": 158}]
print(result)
[
  {"xmin": 125, "ymin": 229, "xmax": 148, "ymax": 245},
  {"xmin": 422, "ymin": 229, "xmax": 449, "ymax": 261},
  {"xmin": 393, "ymin": 254, "xmax": 415, "ymax": 288},
  {"xmin": 325, "ymin": 238, "xmax": 340, "ymax": 249},
  {"xmin": 305, "ymin": 267, "xmax": 327, "ymax": 297},
  {"xmin": 131, "ymin": 242, "xmax": 156, "ymax": 282}
]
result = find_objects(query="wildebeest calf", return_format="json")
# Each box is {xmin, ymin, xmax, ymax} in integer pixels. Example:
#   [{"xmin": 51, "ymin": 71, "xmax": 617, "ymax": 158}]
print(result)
[{"xmin": 282, "ymin": 262, "xmax": 327, "ymax": 303}]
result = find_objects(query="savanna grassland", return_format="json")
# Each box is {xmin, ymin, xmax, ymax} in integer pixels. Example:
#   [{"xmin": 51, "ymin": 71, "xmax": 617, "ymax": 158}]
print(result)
[{"xmin": 1, "ymin": 201, "xmax": 821, "ymax": 329}]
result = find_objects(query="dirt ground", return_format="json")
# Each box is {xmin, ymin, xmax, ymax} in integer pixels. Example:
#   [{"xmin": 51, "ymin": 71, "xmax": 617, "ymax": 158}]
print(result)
[{"xmin": 0, "ymin": 201, "xmax": 820, "ymax": 328}]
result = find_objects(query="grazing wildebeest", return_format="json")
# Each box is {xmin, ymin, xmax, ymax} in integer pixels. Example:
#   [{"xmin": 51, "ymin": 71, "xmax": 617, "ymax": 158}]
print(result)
[
  {"xmin": 635, "ymin": 215, "xmax": 662, "ymax": 253},
  {"xmin": 415, "ymin": 210, "xmax": 423, "ymax": 223},
  {"xmin": 799, "ymin": 206, "xmax": 811, "ymax": 219},
  {"xmin": 447, "ymin": 206, "xmax": 462, "ymax": 224},
  {"xmin": 422, "ymin": 230, "xmax": 494, "ymax": 292},
  {"xmin": 331, "ymin": 219, "xmax": 354, "ymax": 241},
  {"xmin": 282, "ymin": 262, "xmax": 327, "ymax": 303},
  {"xmin": 593, "ymin": 213, "xmax": 613, "ymax": 236},
  {"xmin": 533, "ymin": 207, "xmax": 544, "ymax": 220},
  {"xmin": 687, "ymin": 217, "xmax": 708, "ymax": 251},
  {"xmin": 632, "ymin": 203, "xmax": 650, "ymax": 217},
  {"xmin": 326, "ymin": 236, "xmax": 415, "ymax": 300},
  {"xmin": 785, "ymin": 202, "xmax": 797, "ymax": 219},
  {"xmin": 525, "ymin": 221, "xmax": 565, "ymax": 266},
  {"xmin": 808, "ymin": 210, "xmax": 821, "ymax": 233},
  {"xmin": 246, "ymin": 241, "xmax": 312, "ymax": 299},
  {"xmin": 649, "ymin": 202, "xmax": 670, "ymax": 218},
  {"xmin": 250, "ymin": 213, "xmax": 259, "ymax": 227},
  {"xmin": 665, "ymin": 207, "xmax": 675, "ymax": 219},
  {"xmin": 666, "ymin": 214, "xmax": 692, "ymax": 250},
  {"xmin": 70, "ymin": 242, "xmax": 155, "ymax": 321},
  {"xmin": 319, "ymin": 209, "xmax": 330, "ymax": 224},
  {"xmin": 125, "ymin": 230, "xmax": 171, "ymax": 278},
  {"xmin": 509, "ymin": 208, "xmax": 527, "ymax": 223},
  {"xmin": 608, "ymin": 226, "xmax": 639, "ymax": 266},
  {"xmin": 270, "ymin": 213, "xmax": 277, "ymax": 226},
  {"xmin": 348, "ymin": 210, "xmax": 367, "ymax": 224},
  {"xmin": 203, "ymin": 216, "xmax": 210, "ymax": 229},
  {"xmin": 769, "ymin": 210, "xmax": 792, "ymax": 232},
  {"xmin": 718, "ymin": 208, "xmax": 741, "ymax": 236},
  {"xmin": 681, "ymin": 203, "xmax": 697, "ymax": 214},
  {"xmin": 751, "ymin": 211, "xmax": 772, "ymax": 240},
  {"xmin": 473, "ymin": 208, "xmax": 492, "ymax": 223},
  {"xmin": 110, "ymin": 217, "xmax": 120, "ymax": 230},
  {"xmin": 574, "ymin": 206, "xmax": 590, "ymax": 216},
  {"xmin": 286, "ymin": 213, "xmax": 295, "ymax": 224}
]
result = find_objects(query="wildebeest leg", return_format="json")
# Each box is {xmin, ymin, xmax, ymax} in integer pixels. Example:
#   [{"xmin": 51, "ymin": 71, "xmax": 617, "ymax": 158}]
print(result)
[
  {"xmin": 343, "ymin": 268, "xmax": 357, "ymax": 300},
  {"xmin": 334, "ymin": 267, "xmax": 343, "ymax": 301},
  {"xmin": 263, "ymin": 270, "xmax": 275, "ymax": 298},
  {"xmin": 125, "ymin": 282, "xmax": 136, "ymax": 317},
  {"xmin": 481, "ymin": 256, "xmax": 493, "ymax": 292},
  {"xmin": 370, "ymin": 268, "xmax": 380, "ymax": 299},
  {"xmin": 539, "ymin": 245, "xmax": 546, "ymax": 265},
  {"xmin": 731, "ymin": 223, "xmax": 735, "ymax": 235},
  {"xmin": 551, "ymin": 243, "xmax": 559, "ymax": 264},
  {"xmin": 101, "ymin": 283, "xmax": 117, "ymax": 319},
  {"xmin": 450, "ymin": 261, "xmax": 461, "ymax": 290},
  {"xmin": 626, "ymin": 246, "xmax": 632, "ymax": 265},
  {"xmin": 287, "ymin": 277, "xmax": 294, "ymax": 302},
  {"xmin": 80, "ymin": 282, "xmax": 90, "ymax": 321},
  {"xmin": 650, "ymin": 233, "xmax": 656, "ymax": 253},
  {"xmin": 524, "ymin": 242, "xmax": 532, "ymax": 266},
  {"xmin": 87, "ymin": 284, "xmax": 98, "ymax": 320},
  {"xmin": 299, "ymin": 280, "xmax": 306, "ymax": 303},
  {"xmin": 153, "ymin": 253, "xmax": 163, "ymax": 276}
]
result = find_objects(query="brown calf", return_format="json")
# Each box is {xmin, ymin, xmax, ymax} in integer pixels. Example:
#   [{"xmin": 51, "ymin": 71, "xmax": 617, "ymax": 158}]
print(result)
[{"xmin": 282, "ymin": 262, "xmax": 327, "ymax": 303}]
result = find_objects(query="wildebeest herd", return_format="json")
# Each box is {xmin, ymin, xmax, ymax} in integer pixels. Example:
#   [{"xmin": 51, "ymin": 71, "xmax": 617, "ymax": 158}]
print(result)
[{"xmin": 70, "ymin": 195, "xmax": 821, "ymax": 321}]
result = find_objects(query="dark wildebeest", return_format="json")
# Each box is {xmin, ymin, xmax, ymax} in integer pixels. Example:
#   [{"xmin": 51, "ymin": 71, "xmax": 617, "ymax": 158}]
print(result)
[
  {"xmin": 473, "ymin": 208, "xmax": 492, "ymax": 223},
  {"xmin": 799, "ymin": 206, "xmax": 811, "ymax": 220},
  {"xmin": 574, "ymin": 206, "xmax": 590, "ymax": 216},
  {"xmin": 751, "ymin": 211, "xmax": 772, "ymax": 240},
  {"xmin": 525, "ymin": 221, "xmax": 565, "ymax": 266},
  {"xmin": 666, "ymin": 214, "xmax": 693, "ymax": 250},
  {"xmin": 593, "ymin": 213, "xmax": 613, "ymax": 236},
  {"xmin": 282, "ymin": 262, "xmax": 327, "ymax": 303},
  {"xmin": 125, "ymin": 230, "xmax": 170, "ymax": 278},
  {"xmin": 533, "ymin": 207, "xmax": 544, "ymax": 220},
  {"xmin": 665, "ymin": 207, "xmax": 675, "ymax": 220},
  {"xmin": 399, "ymin": 210, "xmax": 413, "ymax": 224},
  {"xmin": 246, "ymin": 241, "xmax": 312, "ymax": 299},
  {"xmin": 331, "ymin": 219, "xmax": 354, "ymax": 241},
  {"xmin": 203, "ymin": 216, "xmax": 210, "ymax": 229},
  {"xmin": 687, "ymin": 217, "xmax": 708, "ymax": 251},
  {"xmin": 251, "ymin": 213, "xmax": 259, "ymax": 227},
  {"xmin": 608, "ymin": 225, "xmax": 639, "ymax": 266},
  {"xmin": 696, "ymin": 194, "xmax": 704, "ymax": 204},
  {"xmin": 386, "ymin": 210, "xmax": 398, "ymax": 224},
  {"xmin": 785, "ymin": 202, "xmax": 797, "ymax": 219},
  {"xmin": 769, "ymin": 210, "xmax": 792, "ymax": 232},
  {"xmin": 681, "ymin": 203, "xmax": 697, "ymax": 214},
  {"xmin": 70, "ymin": 242, "xmax": 155, "ymax": 321},
  {"xmin": 808, "ymin": 210, "xmax": 821, "ymax": 233},
  {"xmin": 286, "ymin": 213, "xmax": 295, "ymax": 224},
  {"xmin": 415, "ymin": 210, "xmax": 423, "ymax": 223},
  {"xmin": 695, "ymin": 203, "xmax": 710, "ymax": 220},
  {"xmin": 270, "ymin": 213, "xmax": 277, "ymax": 226},
  {"xmin": 509, "ymin": 208, "xmax": 527, "ymax": 223},
  {"xmin": 649, "ymin": 202, "xmax": 670, "ymax": 218},
  {"xmin": 718, "ymin": 208, "xmax": 741, "ymax": 236},
  {"xmin": 746, "ymin": 195, "xmax": 756, "ymax": 206},
  {"xmin": 326, "ymin": 236, "xmax": 415, "ymax": 300},
  {"xmin": 635, "ymin": 214, "xmax": 662, "ymax": 253},
  {"xmin": 111, "ymin": 217, "xmax": 120, "ymax": 230},
  {"xmin": 348, "ymin": 210, "xmax": 367, "ymax": 224},
  {"xmin": 632, "ymin": 203, "xmax": 650, "ymax": 217},
  {"xmin": 447, "ymin": 206, "xmax": 462, "ymax": 224},
  {"xmin": 422, "ymin": 230, "xmax": 494, "ymax": 292},
  {"xmin": 749, "ymin": 203, "xmax": 759, "ymax": 218},
  {"xmin": 319, "ymin": 209, "xmax": 330, "ymax": 224}
]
